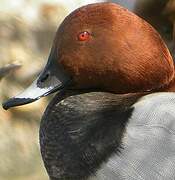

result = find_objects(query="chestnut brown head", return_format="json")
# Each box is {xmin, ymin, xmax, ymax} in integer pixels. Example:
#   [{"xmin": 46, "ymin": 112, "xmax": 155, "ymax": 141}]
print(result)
[
  {"xmin": 51, "ymin": 2, "xmax": 174, "ymax": 93},
  {"xmin": 3, "ymin": 2, "xmax": 174, "ymax": 109}
]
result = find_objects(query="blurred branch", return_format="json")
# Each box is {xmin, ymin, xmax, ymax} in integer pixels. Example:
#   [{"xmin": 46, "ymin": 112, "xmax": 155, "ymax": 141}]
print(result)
[{"xmin": 0, "ymin": 64, "xmax": 21, "ymax": 80}]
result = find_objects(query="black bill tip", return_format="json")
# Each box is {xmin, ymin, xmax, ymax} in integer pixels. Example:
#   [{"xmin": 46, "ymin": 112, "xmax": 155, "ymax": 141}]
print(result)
[{"xmin": 2, "ymin": 98, "xmax": 36, "ymax": 110}]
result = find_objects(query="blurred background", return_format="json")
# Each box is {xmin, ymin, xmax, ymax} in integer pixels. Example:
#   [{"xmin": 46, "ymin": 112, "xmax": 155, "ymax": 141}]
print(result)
[{"xmin": 0, "ymin": 0, "xmax": 174, "ymax": 179}]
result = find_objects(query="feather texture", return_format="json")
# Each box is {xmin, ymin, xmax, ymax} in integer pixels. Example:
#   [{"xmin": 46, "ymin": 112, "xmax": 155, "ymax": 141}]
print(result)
[{"xmin": 91, "ymin": 93, "xmax": 175, "ymax": 180}]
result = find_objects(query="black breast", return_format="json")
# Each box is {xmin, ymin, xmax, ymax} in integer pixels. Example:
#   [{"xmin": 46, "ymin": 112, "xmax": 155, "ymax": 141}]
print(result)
[{"xmin": 39, "ymin": 91, "xmax": 141, "ymax": 180}]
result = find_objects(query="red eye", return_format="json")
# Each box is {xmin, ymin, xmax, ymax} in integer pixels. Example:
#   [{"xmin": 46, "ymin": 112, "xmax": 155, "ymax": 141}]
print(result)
[{"xmin": 78, "ymin": 31, "xmax": 90, "ymax": 41}]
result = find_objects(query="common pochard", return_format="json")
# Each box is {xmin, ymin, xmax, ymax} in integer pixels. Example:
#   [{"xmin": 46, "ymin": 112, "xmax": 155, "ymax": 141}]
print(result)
[{"xmin": 3, "ymin": 2, "xmax": 175, "ymax": 180}]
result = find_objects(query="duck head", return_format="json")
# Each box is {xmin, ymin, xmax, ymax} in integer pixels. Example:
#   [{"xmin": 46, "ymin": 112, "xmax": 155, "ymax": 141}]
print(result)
[{"xmin": 2, "ymin": 2, "xmax": 175, "ymax": 110}]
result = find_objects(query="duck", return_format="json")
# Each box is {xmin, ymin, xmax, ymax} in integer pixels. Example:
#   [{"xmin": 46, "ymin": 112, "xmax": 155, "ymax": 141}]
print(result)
[{"xmin": 3, "ymin": 2, "xmax": 175, "ymax": 180}]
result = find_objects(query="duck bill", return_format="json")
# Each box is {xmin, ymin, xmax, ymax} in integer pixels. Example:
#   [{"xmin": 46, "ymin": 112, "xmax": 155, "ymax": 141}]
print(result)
[{"xmin": 2, "ymin": 54, "xmax": 71, "ymax": 110}]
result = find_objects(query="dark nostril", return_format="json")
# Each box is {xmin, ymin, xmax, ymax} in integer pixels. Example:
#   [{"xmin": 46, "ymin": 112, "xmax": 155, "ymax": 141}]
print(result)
[{"xmin": 40, "ymin": 73, "xmax": 50, "ymax": 83}]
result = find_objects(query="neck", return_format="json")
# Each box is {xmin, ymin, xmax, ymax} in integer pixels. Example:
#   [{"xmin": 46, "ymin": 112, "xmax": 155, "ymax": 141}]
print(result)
[
  {"xmin": 144, "ymin": 67, "xmax": 175, "ymax": 93},
  {"xmin": 39, "ymin": 91, "xmax": 142, "ymax": 180},
  {"xmin": 162, "ymin": 76, "xmax": 175, "ymax": 92}
]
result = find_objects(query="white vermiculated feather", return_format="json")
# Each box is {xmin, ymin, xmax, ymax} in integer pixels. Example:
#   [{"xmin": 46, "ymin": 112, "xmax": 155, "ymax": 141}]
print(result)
[{"xmin": 90, "ymin": 92, "xmax": 175, "ymax": 180}]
